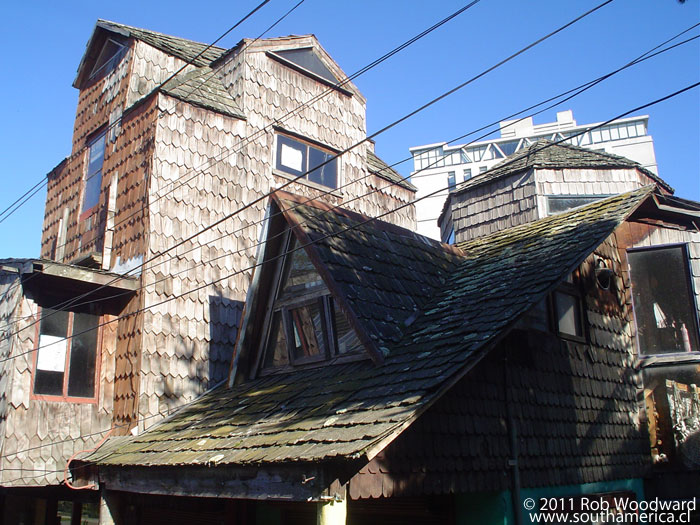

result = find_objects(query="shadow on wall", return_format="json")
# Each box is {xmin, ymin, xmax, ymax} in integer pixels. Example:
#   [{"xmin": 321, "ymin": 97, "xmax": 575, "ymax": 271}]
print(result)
[{"xmin": 208, "ymin": 295, "xmax": 243, "ymax": 386}]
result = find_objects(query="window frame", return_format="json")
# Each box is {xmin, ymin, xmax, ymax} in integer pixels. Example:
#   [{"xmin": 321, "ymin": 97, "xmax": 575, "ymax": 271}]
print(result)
[
  {"xmin": 256, "ymin": 230, "xmax": 361, "ymax": 375},
  {"xmin": 80, "ymin": 129, "xmax": 107, "ymax": 219},
  {"xmin": 31, "ymin": 307, "xmax": 102, "ymax": 404},
  {"xmin": 549, "ymin": 270, "xmax": 588, "ymax": 343},
  {"xmin": 628, "ymin": 243, "xmax": 700, "ymax": 362},
  {"xmin": 273, "ymin": 132, "xmax": 340, "ymax": 191}
]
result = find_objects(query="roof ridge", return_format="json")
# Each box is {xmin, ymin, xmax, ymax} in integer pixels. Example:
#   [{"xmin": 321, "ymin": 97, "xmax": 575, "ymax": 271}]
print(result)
[{"xmin": 96, "ymin": 19, "xmax": 226, "ymax": 52}]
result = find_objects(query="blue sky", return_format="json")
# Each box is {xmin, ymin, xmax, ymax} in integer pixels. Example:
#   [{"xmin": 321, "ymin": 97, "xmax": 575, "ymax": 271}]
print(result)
[{"xmin": 1, "ymin": 0, "xmax": 698, "ymax": 258}]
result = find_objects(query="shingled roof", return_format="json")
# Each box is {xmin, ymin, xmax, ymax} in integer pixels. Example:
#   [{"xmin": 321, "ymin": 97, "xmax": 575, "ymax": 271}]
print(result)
[
  {"xmin": 454, "ymin": 139, "xmax": 673, "ymax": 194},
  {"xmin": 85, "ymin": 187, "xmax": 655, "ymax": 469},
  {"xmin": 367, "ymin": 150, "xmax": 417, "ymax": 192},
  {"xmin": 96, "ymin": 20, "xmax": 226, "ymax": 66},
  {"xmin": 160, "ymin": 67, "xmax": 244, "ymax": 120}
]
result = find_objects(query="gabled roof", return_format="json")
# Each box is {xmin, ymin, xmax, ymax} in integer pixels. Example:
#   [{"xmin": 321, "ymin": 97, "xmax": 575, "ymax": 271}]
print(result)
[
  {"xmin": 160, "ymin": 67, "xmax": 244, "ymax": 120},
  {"xmin": 454, "ymin": 139, "xmax": 673, "ymax": 195},
  {"xmin": 74, "ymin": 20, "xmax": 226, "ymax": 88},
  {"xmin": 84, "ymin": 187, "xmax": 655, "ymax": 470},
  {"xmin": 367, "ymin": 151, "xmax": 417, "ymax": 191}
]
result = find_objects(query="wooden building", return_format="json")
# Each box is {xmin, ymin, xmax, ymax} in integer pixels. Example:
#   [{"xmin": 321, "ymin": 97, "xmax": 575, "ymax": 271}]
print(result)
[
  {"xmin": 78, "ymin": 183, "xmax": 699, "ymax": 524},
  {"xmin": 0, "ymin": 20, "xmax": 415, "ymax": 523}
]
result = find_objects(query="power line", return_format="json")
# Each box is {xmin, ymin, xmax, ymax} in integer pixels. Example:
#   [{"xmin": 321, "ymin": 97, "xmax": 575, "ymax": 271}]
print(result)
[
  {"xmin": 2, "ymin": 79, "xmax": 698, "ymax": 480},
  {"xmin": 1, "ymin": 23, "xmax": 695, "ymax": 335},
  {"xmin": 0, "ymin": 0, "xmax": 273, "ymax": 229},
  {"xmin": 5, "ymin": 78, "xmax": 696, "ymax": 371}
]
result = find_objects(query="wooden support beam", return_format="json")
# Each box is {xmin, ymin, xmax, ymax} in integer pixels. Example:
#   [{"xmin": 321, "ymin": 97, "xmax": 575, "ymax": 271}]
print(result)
[
  {"xmin": 98, "ymin": 490, "xmax": 121, "ymax": 525},
  {"xmin": 317, "ymin": 498, "xmax": 347, "ymax": 525}
]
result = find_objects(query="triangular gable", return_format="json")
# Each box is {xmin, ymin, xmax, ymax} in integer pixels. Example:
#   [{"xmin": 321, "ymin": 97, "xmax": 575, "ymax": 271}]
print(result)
[
  {"xmin": 74, "ymin": 20, "xmax": 225, "ymax": 88},
  {"xmin": 231, "ymin": 196, "xmax": 381, "ymax": 384}
]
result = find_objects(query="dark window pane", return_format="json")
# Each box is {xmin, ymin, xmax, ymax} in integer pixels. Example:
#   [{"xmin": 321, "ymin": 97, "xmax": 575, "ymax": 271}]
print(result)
[
  {"xmin": 40, "ymin": 308, "xmax": 69, "ymax": 337},
  {"xmin": 331, "ymin": 298, "xmax": 362, "ymax": 355},
  {"xmin": 34, "ymin": 308, "xmax": 69, "ymax": 395},
  {"xmin": 276, "ymin": 135, "xmax": 306, "ymax": 176},
  {"xmin": 83, "ymin": 133, "xmax": 105, "ymax": 211},
  {"xmin": 308, "ymin": 147, "xmax": 337, "ymax": 188},
  {"xmin": 289, "ymin": 300, "xmax": 326, "ymax": 361},
  {"xmin": 34, "ymin": 370, "xmax": 64, "ymax": 396},
  {"xmin": 629, "ymin": 246, "xmax": 700, "ymax": 355},
  {"xmin": 547, "ymin": 195, "xmax": 606, "ymax": 215},
  {"xmin": 264, "ymin": 311, "xmax": 289, "ymax": 368},
  {"xmin": 274, "ymin": 48, "xmax": 338, "ymax": 84},
  {"xmin": 67, "ymin": 313, "xmax": 99, "ymax": 397},
  {"xmin": 498, "ymin": 141, "xmax": 519, "ymax": 156},
  {"xmin": 555, "ymin": 290, "xmax": 582, "ymax": 337},
  {"xmin": 447, "ymin": 171, "xmax": 456, "ymax": 190}
]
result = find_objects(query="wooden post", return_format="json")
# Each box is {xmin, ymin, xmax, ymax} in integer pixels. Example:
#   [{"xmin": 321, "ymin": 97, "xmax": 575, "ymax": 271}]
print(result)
[
  {"xmin": 99, "ymin": 490, "xmax": 120, "ymax": 525},
  {"xmin": 317, "ymin": 498, "xmax": 346, "ymax": 525}
]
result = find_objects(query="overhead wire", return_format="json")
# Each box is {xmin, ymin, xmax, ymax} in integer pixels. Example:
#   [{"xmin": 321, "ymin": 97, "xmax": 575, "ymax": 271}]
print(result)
[
  {"xmin": 0, "ymin": 0, "xmax": 273, "ymax": 229},
  {"xmin": 2, "ymin": 0, "xmax": 607, "ymax": 343},
  {"xmin": 0, "ymin": 20, "xmax": 695, "ymax": 336},
  {"xmin": 2, "ymin": 80, "xmax": 699, "ymax": 484}
]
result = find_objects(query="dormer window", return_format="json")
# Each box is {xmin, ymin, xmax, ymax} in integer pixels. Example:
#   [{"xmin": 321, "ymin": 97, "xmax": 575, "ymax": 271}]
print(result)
[
  {"xmin": 260, "ymin": 232, "xmax": 361, "ymax": 372},
  {"xmin": 90, "ymin": 38, "xmax": 126, "ymax": 79}
]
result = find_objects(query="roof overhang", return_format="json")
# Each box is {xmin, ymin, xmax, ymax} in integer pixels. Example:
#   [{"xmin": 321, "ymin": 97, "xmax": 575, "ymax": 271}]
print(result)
[{"xmin": 21, "ymin": 259, "xmax": 138, "ymax": 314}]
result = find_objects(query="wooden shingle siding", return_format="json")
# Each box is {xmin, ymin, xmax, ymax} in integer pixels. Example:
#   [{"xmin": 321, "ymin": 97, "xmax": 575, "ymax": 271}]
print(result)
[
  {"xmin": 137, "ymin": 94, "xmax": 253, "ymax": 427},
  {"xmin": 452, "ymin": 170, "xmax": 537, "ymax": 242},
  {"xmin": 533, "ymin": 167, "xmax": 654, "ymax": 217},
  {"xmin": 0, "ymin": 267, "xmax": 114, "ymax": 486},
  {"xmin": 127, "ymin": 40, "xmax": 198, "ymax": 108}
]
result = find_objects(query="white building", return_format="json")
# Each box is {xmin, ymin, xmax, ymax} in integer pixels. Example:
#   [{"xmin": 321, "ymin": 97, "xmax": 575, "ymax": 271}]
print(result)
[{"xmin": 409, "ymin": 110, "xmax": 658, "ymax": 240}]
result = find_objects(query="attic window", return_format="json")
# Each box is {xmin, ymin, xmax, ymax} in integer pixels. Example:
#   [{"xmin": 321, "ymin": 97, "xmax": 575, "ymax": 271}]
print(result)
[
  {"xmin": 260, "ymin": 232, "xmax": 362, "ymax": 371},
  {"xmin": 266, "ymin": 48, "xmax": 352, "ymax": 96},
  {"xmin": 273, "ymin": 48, "xmax": 338, "ymax": 83},
  {"xmin": 90, "ymin": 39, "xmax": 126, "ymax": 79}
]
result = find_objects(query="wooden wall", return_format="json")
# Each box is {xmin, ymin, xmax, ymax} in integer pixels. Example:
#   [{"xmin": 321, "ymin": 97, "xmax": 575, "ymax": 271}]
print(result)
[
  {"xmin": 450, "ymin": 170, "xmax": 537, "ymax": 242},
  {"xmin": 0, "ymin": 267, "xmax": 115, "ymax": 487}
]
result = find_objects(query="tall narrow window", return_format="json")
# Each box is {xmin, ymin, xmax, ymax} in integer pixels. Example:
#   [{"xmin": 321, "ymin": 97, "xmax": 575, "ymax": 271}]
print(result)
[
  {"xmin": 83, "ymin": 132, "xmax": 106, "ymax": 212},
  {"xmin": 34, "ymin": 308, "xmax": 99, "ymax": 400},
  {"xmin": 447, "ymin": 171, "xmax": 456, "ymax": 190}
]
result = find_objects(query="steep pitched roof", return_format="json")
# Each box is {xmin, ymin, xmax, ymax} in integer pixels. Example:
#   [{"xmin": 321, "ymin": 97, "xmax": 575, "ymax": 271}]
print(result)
[
  {"xmin": 96, "ymin": 20, "xmax": 226, "ymax": 66},
  {"xmin": 160, "ymin": 67, "xmax": 244, "ymax": 120},
  {"xmin": 367, "ymin": 151, "xmax": 417, "ymax": 192},
  {"xmin": 85, "ymin": 187, "xmax": 654, "ymax": 469},
  {"xmin": 454, "ymin": 139, "xmax": 673, "ymax": 194}
]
